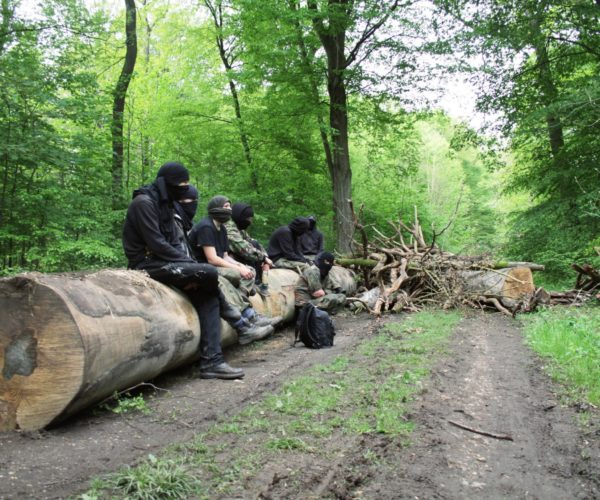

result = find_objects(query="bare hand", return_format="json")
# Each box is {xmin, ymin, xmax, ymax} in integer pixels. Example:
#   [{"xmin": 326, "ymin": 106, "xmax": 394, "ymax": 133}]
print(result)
[
  {"xmin": 239, "ymin": 266, "xmax": 255, "ymax": 280},
  {"xmin": 312, "ymin": 289, "xmax": 325, "ymax": 298}
]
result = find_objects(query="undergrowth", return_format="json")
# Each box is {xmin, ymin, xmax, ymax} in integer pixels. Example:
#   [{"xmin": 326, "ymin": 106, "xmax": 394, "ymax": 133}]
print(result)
[{"xmin": 521, "ymin": 305, "xmax": 600, "ymax": 406}]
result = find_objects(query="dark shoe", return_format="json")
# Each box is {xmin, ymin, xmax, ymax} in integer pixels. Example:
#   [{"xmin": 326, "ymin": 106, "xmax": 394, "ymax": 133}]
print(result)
[
  {"xmin": 237, "ymin": 323, "xmax": 274, "ymax": 345},
  {"xmin": 218, "ymin": 290, "xmax": 242, "ymax": 322},
  {"xmin": 199, "ymin": 362, "xmax": 245, "ymax": 380}
]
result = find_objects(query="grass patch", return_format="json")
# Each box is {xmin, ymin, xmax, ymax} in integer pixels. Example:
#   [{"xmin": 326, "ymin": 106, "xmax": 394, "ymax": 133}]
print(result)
[
  {"xmin": 521, "ymin": 305, "xmax": 600, "ymax": 405},
  {"xmin": 79, "ymin": 310, "xmax": 461, "ymax": 499}
]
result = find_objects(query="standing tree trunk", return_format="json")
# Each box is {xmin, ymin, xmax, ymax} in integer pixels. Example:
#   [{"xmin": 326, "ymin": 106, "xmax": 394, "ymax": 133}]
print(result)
[
  {"xmin": 288, "ymin": 0, "xmax": 335, "ymax": 177},
  {"xmin": 307, "ymin": 0, "xmax": 399, "ymax": 254},
  {"xmin": 111, "ymin": 0, "xmax": 137, "ymax": 209},
  {"xmin": 204, "ymin": 0, "xmax": 257, "ymax": 189},
  {"xmin": 531, "ymin": 15, "xmax": 564, "ymax": 158}
]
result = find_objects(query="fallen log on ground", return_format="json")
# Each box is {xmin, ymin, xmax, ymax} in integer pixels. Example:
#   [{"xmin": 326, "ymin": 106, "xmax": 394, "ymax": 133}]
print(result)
[{"xmin": 0, "ymin": 267, "xmax": 317, "ymax": 432}]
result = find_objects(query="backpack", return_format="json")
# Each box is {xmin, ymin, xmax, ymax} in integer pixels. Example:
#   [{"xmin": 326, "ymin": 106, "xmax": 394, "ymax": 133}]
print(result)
[{"xmin": 294, "ymin": 303, "xmax": 335, "ymax": 348}]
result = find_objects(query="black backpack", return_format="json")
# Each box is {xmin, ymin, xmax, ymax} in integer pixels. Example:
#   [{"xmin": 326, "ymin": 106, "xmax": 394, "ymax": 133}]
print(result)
[{"xmin": 294, "ymin": 303, "xmax": 335, "ymax": 348}]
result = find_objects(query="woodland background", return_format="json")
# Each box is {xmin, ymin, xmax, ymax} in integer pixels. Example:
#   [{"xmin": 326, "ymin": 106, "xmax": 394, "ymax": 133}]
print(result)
[{"xmin": 0, "ymin": 0, "xmax": 598, "ymax": 286}]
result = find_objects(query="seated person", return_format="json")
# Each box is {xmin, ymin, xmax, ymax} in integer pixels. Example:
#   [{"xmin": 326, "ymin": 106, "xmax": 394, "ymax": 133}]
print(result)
[
  {"xmin": 123, "ymin": 162, "xmax": 243, "ymax": 380},
  {"xmin": 188, "ymin": 195, "xmax": 280, "ymax": 345},
  {"xmin": 295, "ymin": 251, "xmax": 346, "ymax": 313},
  {"xmin": 267, "ymin": 216, "xmax": 311, "ymax": 273},
  {"xmin": 225, "ymin": 202, "xmax": 274, "ymax": 297},
  {"xmin": 298, "ymin": 215, "xmax": 324, "ymax": 260}
]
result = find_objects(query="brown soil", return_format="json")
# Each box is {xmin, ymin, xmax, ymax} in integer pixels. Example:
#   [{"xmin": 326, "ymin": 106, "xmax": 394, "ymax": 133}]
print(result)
[{"xmin": 0, "ymin": 311, "xmax": 598, "ymax": 499}]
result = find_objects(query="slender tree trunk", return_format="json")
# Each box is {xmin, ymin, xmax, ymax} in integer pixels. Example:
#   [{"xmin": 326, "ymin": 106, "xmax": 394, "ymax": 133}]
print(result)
[
  {"xmin": 0, "ymin": 0, "xmax": 14, "ymax": 55},
  {"xmin": 531, "ymin": 16, "xmax": 564, "ymax": 158},
  {"xmin": 140, "ymin": 0, "xmax": 152, "ymax": 183},
  {"xmin": 204, "ymin": 0, "xmax": 256, "ymax": 188},
  {"xmin": 111, "ymin": 0, "xmax": 137, "ymax": 209},
  {"xmin": 288, "ymin": 0, "xmax": 334, "ymax": 177}
]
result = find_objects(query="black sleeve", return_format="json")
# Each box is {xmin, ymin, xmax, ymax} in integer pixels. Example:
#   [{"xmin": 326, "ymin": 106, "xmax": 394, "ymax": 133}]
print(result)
[
  {"xmin": 279, "ymin": 232, "xmax": 307, "ymax": 262},
  {"xmin": 317, "ymin": 232, "xmax": 324, "ymax": 252},
  {"xmin": 131, "ymin": 196, "xmax": 192, "ymax": 262}
]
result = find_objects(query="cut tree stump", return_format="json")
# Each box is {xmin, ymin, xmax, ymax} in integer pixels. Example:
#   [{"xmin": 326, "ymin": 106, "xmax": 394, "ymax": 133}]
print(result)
[{"xmin": 0, "ymin": 267, "xmax": 304, "ymax": 432}]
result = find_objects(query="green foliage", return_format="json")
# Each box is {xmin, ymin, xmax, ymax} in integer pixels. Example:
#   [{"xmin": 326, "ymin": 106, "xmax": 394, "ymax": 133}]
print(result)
[
  {"xmin": 435, "ymin": 0, "xmax": 600, "ymax": 274},
  {"xmin": 102, "ymin": 392, "xmax": 151, "ymax": 415},
  {"xmin": 521, "ymin": 306, "xmax": 600, "ymax": 406},
  {"xmin": 107, "ymin": 454, "xmax": 202, "ymax": 499}
]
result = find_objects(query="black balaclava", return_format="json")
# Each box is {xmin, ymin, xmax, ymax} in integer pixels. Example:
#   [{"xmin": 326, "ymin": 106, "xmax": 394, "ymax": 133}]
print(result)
[
  {"xmin": 232, "ymin": 202, "xmax": 254, "ymax": 230},
  {"xmin": 288, "ymin": 216, "xmax": 310, "ymax": 237},
  {"xmin": 178, "ymin": 184, "xmax": 199, "ymax": 221},
  {"xmin": 316, "ymin": 251, "xmax": 335, "ymax": 278},
  {"xmin": 207, "ymin": 195, "xmax": 232, "ymax": 223},
  {"xmin": 156, "ymin": 161, "xmax": 190, "ymax": 200},
  {"xmin": 307, "ymin": 215, "xmax": 317, "ymax": 230}
]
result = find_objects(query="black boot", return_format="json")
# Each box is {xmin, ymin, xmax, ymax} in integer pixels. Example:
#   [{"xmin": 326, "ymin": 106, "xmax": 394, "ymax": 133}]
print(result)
[
  {"xmin": 218, "ymin": 289, "xmax": 241, "ymax": 322},
  {"xmin": 199, "ymin": 362, "xmax": 245, "ymax": 380}
]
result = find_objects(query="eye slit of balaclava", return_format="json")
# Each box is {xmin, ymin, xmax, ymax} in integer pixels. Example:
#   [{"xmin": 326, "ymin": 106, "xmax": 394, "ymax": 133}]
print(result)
[{"xmin": 207, "ymin": 195, "xmax": 232, "ymax": 223}]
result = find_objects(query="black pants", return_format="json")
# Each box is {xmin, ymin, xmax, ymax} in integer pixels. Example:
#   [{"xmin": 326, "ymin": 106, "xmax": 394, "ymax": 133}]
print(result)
[{"xmin": 136, "ymin": 259, "xmax": 224, "ymax": 368}]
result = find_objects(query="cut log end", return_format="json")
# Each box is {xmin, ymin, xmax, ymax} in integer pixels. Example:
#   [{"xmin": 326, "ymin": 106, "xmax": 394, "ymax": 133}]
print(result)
[{"xmin": 0, "ymin": 276, "xmax": 85, "ymax": 432}]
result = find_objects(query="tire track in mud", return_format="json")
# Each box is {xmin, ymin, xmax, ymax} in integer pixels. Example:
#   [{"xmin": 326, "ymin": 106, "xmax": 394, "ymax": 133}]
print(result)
[{"xmin": 355, "ymin": 312, "xmax": 599, "ymax": 500}]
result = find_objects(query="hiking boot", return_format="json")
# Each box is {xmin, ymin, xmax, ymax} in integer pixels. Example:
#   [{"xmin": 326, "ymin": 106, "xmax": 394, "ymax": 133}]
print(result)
[
  {"xmin": 237, "ymin": 323, "xmax": 274, "ymax": 345},
  {"xmin": 218, "ymin": 290, "xmax": 241, "ymax": 322},
  {"xmin": 242, "ymin": 307, "xmax": 283, "ymax": 328},
  {"xmin": 199, "ymin": 362, "xmax": 245, "ymax": 380}
]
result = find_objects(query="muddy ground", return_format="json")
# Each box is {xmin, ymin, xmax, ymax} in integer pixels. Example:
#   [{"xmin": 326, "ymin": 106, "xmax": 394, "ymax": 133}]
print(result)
[{"xmin": 0, "ymin": 311, "xmax": 598, "ymax": 499}]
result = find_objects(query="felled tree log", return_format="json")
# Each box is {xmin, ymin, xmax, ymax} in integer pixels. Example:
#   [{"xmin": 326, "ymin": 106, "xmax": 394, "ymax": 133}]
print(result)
[
  {"xmin": 0, "ymin": 267, "xmax": 302, "ymax": 432},
  {"xmin": 460, "ymin": 267, "xmax": 535, "ymax": 307}
]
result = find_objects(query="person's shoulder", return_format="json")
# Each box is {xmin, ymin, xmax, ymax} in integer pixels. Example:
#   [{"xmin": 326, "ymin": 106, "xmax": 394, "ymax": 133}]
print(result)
[{"xmin": 129, "ymin": 192, "xmax": 156, "ymax": 211}]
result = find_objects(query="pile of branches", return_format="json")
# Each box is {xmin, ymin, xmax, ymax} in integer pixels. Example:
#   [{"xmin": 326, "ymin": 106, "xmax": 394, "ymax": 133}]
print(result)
[
  {"xmin": 341, "ymin": 205, "xmax": 597, "ymax": 316},
  {"xmin": 547, "ymin": 263, "xmax": 600, "ymax": 306}
]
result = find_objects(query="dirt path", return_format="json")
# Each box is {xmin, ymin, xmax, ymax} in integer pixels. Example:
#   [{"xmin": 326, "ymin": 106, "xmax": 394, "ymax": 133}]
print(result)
[
  {"xmin": 352, "ymin": 312, "xmax": 600, "ymax": 499},
  {"xmin": 0, "ymin": 311, "xmax": 598, "ymax": 499}
]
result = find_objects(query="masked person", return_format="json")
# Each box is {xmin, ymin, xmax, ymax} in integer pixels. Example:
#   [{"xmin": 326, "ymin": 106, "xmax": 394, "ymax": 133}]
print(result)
[
  {"xmin": 267, "ymin": 216, "xmax": 311, "ymax": 273},
  {"xmin": 298, "ymin": 215, "xmax": 324, "ymax": 260},
  {"xmin": 225, "ymin": 202, "xmax": 273, "ymax": 297},
  {"xmin": 122, "ymin": 162, "xmax": 244, "ymax": 380},
  {"xmin": 188, "ymin": 195, "xmax": 281, "ymax": 345},
  {"xmin": 294, "ymin": 251, "xmax": 346, "ymax": 313}
]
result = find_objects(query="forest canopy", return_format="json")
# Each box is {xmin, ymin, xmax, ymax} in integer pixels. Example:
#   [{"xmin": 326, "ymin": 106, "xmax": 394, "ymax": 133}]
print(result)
[{"xmin": 0, "ymin": 0, "xmax": 598, "ymax": 282}]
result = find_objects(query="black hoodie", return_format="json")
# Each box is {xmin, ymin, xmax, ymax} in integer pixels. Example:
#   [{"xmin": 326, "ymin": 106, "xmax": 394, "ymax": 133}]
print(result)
[
  {"xmin": 267, "ymin": 217, "xmax": 310, "ymax": 263},
  {"xmin": 122, "ymin": 179, "xmax": 194, "ymax": 268}
]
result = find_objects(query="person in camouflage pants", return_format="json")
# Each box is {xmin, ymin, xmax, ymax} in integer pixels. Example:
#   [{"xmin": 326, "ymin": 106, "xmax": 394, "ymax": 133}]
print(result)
[
  {"xmin": 267, "ymin": 217, "xmax": 311, "ymax": 273},
  {"xmin": 225, "ymin": 202, "xmax": 273, "ymax": 296},
  {"xmin": 295, "ymin": 251, "xmax": 346, "ymax": 313}
]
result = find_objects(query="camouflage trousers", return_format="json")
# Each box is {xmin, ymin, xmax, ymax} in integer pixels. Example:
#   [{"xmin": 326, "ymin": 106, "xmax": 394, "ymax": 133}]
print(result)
[
  {"xmin": 217, "ymin": 268, "xmax": 255, "ymax": 311},
  {"xmin": 273, "ymin": 258, "xmax": 311, "ymax": 274}
]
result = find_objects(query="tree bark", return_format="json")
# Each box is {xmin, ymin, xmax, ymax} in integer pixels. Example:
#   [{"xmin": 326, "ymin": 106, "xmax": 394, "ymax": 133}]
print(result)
[
  {"xmin": 0, "ymin": 267, "xmax": 310, "ymax": 431},
  {"xmin": 204, "ymin": 0, "xmax": 257, "ymax": 188},
  {"xmin": 111, "ymin": 0, "xmax": 137, "ymax": 209},
  {"xmin": 531, "ymin": 15, "xmax": 564, "ymax": 158}
]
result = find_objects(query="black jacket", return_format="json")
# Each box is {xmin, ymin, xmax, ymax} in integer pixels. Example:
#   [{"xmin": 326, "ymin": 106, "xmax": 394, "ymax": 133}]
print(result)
[
  {"xmin": 122, "ymin": 179, "xmax": 194, "ymax": 268},
  {"xmin": 267, "ymin": 225, "xmax": 308, "ymax": 263}
]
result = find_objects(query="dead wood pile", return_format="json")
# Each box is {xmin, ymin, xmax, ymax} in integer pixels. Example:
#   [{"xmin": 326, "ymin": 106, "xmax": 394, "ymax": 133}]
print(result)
[{"xmin": 341, "ymin": 206, "xmax": 598, "ymax": 316}]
